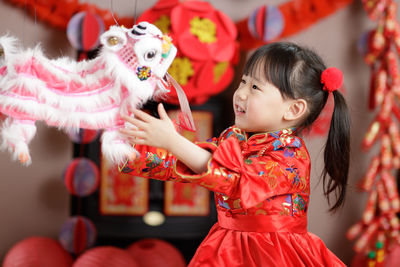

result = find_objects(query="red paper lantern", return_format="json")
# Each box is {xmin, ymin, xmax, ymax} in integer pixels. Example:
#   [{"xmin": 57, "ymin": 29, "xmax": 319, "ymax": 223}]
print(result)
[
  {"xmin": 73, "ymin": 246, "xmax": 138, "ymax": 267},
  {"xmin": 3, "ymin": 236, "xmax": 73, "ymax": 267},
  {"xmin": 126, "ymin": 238, "xmax": 186, "ymax": 267}
]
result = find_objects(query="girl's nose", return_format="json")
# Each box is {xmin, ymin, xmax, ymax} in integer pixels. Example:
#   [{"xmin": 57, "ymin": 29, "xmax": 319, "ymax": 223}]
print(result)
[{"xmin": 236, "ymin": 89, "xmax": 247, "ymax": 100}]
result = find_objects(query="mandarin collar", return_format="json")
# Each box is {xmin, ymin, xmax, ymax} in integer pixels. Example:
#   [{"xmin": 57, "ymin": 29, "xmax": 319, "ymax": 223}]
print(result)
[{"xmin": 223, "ymin": 126, "xmax": 302, "ymax": 153}]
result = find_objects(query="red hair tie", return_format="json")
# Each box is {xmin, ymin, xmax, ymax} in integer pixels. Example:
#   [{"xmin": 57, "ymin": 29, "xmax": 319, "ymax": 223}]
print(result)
[{"xmin": 321, "ymin": 67, "xmax": 343, "ymax": 93}]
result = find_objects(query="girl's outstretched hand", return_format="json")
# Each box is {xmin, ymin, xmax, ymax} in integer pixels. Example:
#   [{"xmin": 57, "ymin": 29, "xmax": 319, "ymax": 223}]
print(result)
[
  {"xmin": 121, "ymin": 103, "xmax": 212, "ymax": 174},
  {"xmin": 120, "ymin": 103, "xmax": 178, "ymax": 151}
]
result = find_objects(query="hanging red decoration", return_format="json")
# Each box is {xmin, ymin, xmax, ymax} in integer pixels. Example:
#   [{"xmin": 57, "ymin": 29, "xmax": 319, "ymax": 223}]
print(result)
[
  {"xmin": 63, "ymin": 158, "xmax": 99, "ymax": 197},
  {"xmin": 3, "ymin": 236, "xmax": 73, "ymax": 267},
  {"xmin": 67, "ymin": 11, "xmax": 105, "ymax": 51},
  {"xmin": 347, "ymin": 0, "xmax": 400, "ymax": 265},
  {"xmin": 59, "ymin": 215, "xmax": 97, "ymax": 255},
  {"xmin": 66, "ymin": 128, "xmax": 99, "ymax": 144},
  {"xmin": 236, "ymin": 0, "xmax": 354, "ymax": 51},
  {"xmin": 138, "ymin": 0, "xmax": 238, "ymax": 105}
]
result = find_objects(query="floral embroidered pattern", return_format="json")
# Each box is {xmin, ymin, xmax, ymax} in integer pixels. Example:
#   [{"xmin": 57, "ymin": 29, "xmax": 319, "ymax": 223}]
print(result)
[{"xmin": 293, "ymin": 194, "xmax": 307, "ymax": 214}]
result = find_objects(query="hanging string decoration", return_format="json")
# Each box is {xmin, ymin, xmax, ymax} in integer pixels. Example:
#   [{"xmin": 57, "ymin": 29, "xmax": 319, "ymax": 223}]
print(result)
[
  {"xmin": 0, "ymin": 22, "xmax": 195, "ymax": 165},
  {"xmin": 346, "ymin": 0, "xmax": 400, "ymax": 265},
  {"xmin": 59, "ymin": 215, "xmax": 97, "ymax": 255},
  {"xmin": 63, "ymin": 157, "xmax": 99, "ymax": 197},
  {"xmin": 66, "ymin": 128, "xmax": 99, "ymax": 144},
  {"xmin": 138, "ymin": 0, "xmax": 238, "ymax": 105},
  {"xmin": 67, "ymin": 11, "xmax": 105, "ymax": 52},
  {"xmin": 236, "ymin": 0, "xmax": 354, "ymax": 51}
]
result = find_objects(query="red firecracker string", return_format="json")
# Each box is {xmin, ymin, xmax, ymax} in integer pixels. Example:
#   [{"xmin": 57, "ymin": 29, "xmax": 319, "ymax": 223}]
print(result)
[{"xmin": 347, "ymin": 0, "xmax": 400, "ymax": 265}]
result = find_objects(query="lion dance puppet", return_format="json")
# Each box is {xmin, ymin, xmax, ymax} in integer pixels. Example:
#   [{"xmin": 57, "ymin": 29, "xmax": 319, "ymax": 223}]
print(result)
[{"xmin": 0, "ymin": 22, "xmax": 194, "ymax": 165}]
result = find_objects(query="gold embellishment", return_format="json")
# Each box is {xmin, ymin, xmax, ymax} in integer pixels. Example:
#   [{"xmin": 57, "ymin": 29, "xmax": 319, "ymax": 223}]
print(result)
[
  {"xmin": 168, "ymin": 57, "xmax": 194, "ymax": 85},
  {"xmin": 154, "ymin": 15, "xmax": 171, "ymax": 34},
  {"xmin": 189, "ymin": 17, "xmax": 217, "ymax": 43},
  {"xmin": 214, "ymin": 62, "xmax": 228, "ymax": 83},
  {"xmin": 173, "ymin": 157, "xmax": 213, "ymax": 180},
  {"xmin": 233, "ymin": 199, "xmax": 241, "ymax": 209}
]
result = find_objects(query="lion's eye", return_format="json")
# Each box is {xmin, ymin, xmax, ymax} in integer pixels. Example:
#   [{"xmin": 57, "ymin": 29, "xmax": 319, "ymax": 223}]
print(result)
[{"xmin": 144, "ymin": 50, "xmax": 156, "ymax": 61}]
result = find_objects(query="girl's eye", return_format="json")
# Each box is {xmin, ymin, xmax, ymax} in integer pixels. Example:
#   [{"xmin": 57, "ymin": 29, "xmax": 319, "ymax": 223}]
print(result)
[
  {"xmin": 252, "ymin": 84, "xmax": 259, "ymax": 90},
  {"xmin": 241, "ymin": 79, "xmax": 246, "ymax": 84}
]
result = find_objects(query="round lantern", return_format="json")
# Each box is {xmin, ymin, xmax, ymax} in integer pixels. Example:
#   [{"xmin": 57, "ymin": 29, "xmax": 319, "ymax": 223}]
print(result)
[
  {"xmin": 66, "ymin": 128, "xmax": 100, "ymax": 144},
  {"xmin": 63, "ymin": 157, "xmax": 99, "ymax": 197},
  {"xmin": 126, "ymin": 238, "xmax": 186, "ymax": 267},
  {"xmin": 67, "ymin": 11, "xmax": 105, "ymax": 51},
  {"xmin": 247, "ymin": 5, "xmax": 284, "ymax": 42},
  {"xmin": 59, "ymin": 216, "xmax": 97, "ymax": 255},
  {"xmin": 73, "ymin": 246, "xmax": 138, "ymax": 267},
  {"xmin": 3, "ymin": 236, "xmax": 73, "ymax": 267}
]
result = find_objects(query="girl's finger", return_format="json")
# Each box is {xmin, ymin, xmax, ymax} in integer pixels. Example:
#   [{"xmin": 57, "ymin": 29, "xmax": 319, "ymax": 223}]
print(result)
[
  {"xmin": 131, "ymin": 108, "xmax": 154, "ymax": 122},
  {"xmin": 122, "ymin": 116, "xmax": 148, "ymax": 130},
  {"xmin": 158, "ymin": 103, "xmax": 169, "ymax": 120}
]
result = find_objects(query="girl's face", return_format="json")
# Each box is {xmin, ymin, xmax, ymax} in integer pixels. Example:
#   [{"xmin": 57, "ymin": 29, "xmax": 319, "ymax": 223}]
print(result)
[{"xmin": 233, "ymin": 71, "xmax": 293, "ymax": 133}]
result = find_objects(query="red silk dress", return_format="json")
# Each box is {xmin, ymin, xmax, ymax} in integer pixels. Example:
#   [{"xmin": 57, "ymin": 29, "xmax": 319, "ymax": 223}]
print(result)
[{"xmin": 122, "ymin": 126, "xmax": 346, "ymax": 267}]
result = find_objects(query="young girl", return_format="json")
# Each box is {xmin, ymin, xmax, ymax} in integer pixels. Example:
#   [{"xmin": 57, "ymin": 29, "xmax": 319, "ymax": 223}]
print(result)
[{"xmin": 120, "ymin": 42, "xmax": 350, "ymax": 266}]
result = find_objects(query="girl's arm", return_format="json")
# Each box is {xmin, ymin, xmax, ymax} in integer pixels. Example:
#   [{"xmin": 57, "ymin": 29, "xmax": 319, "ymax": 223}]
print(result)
[{"xmin": 120, "ymin": 103, "xmax": 212, "ymax": 174}]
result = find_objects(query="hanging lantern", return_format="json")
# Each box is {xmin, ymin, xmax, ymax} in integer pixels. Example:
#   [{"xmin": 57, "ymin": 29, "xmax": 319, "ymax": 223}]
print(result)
[
  {"xmin": 63, "ymin": 157, "xmax": 99, "ymax": 197},
  {"xmin": 247, "ymin": 5, "xmax": 284, "ymax": 42},
  {"xmin": 67, "ymin": 11, "xmax": 105, "ymax": 51},
  {"xmin": 59, "ymin": 215, "xmax": 97, "ymax": 255},
  {"xmin": 126, "ymin": 238, "xmax": 186, "ymax": 267},
  {"xmin": 74, "ymin": 246, "xmax": 138, "ymax": 267},
  {"xmin": 66, "ymin": 128, "xmax": 99, "ymax": 144},
  {"xmin": 3, "ymin": 236, "xmax": 73, "ymax": 267}
]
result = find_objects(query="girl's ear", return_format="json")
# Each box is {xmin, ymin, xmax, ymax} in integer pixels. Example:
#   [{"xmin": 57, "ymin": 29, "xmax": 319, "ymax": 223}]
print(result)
[{"xmin": 284, "ymin": 99, "xmax": 307, "ymax": 121}]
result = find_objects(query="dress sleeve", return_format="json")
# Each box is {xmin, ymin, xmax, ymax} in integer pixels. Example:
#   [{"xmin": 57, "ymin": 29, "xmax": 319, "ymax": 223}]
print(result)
[
  {"xmin": 174, "ymin": 136, "xmax": 304, "ymax": 209},
  {"xmin": 120, "ymin": 143, "xmax": 178, "ymax": 181}
]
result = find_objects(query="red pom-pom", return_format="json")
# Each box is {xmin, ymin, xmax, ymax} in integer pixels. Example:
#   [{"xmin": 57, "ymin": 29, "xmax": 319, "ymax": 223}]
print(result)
[{"xmin": 321, "ymin": 67, "xmax": 343, "ymax": 93}]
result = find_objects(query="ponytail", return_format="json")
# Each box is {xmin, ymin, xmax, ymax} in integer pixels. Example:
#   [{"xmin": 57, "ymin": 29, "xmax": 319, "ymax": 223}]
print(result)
[{"xmin": 323, "ymin": 91, "xmax": 350, "ymax": 212}]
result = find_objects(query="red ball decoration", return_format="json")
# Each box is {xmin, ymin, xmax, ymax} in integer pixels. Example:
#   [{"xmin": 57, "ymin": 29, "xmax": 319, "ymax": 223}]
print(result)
[
  {"xmin": 59, "ymin": 216, "xmax": 97, "ymax": 255},
  {"xmin": 66, "ymin": 128, "xmax": 100, "ymax": 144},
  {"xmin": 3, "ymin": 236, "xmax": 73, "ymax": 267},
  {"xmin": 67, "ymin": 11, "xmax": 105, "ymax": 51},
  {"xmin": 63, "ymin": 158, "xmax": 100, "ymax": 197},
  {"xmin": 321, "ymin": 67, "xmax": 343, "ymax": 93},
  {"xmin": 126, "ymin": 239, "xmax": 186, "ymax": 267},
  {"xmin": 73, "ymin": 246, "xmax": 138, "ymax": 267}
]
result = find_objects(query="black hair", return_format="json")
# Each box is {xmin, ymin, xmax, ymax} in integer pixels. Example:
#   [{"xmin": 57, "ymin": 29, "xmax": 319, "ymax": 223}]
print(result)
[{"xmin": 243, "ymin": 42, "xmax": 350, "ymax": 212}]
